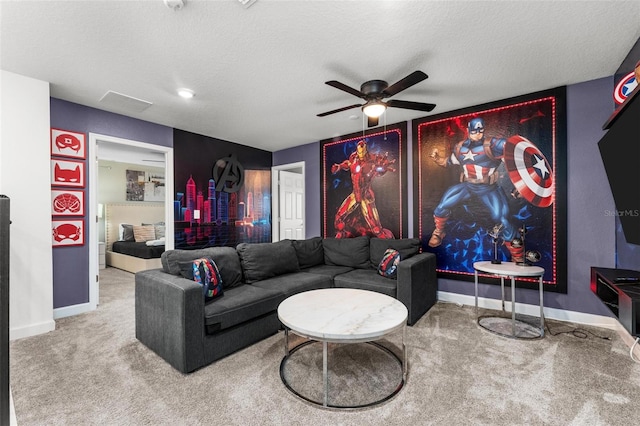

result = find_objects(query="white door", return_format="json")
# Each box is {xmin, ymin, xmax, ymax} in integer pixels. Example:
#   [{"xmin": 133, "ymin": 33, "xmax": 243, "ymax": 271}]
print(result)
[{"xmin": 279, "ymin": 170, "xmax": 305, "ymax": 240}]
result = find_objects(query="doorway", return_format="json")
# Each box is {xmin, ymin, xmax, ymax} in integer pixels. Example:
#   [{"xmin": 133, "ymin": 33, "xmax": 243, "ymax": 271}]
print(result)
[
  {"xmin": 88, "ymin": 134, "xmax": 174, "ymax": 309},
  {"xmin": 271, "ymin": 162, "xmax": 305, "ymax": 241}
]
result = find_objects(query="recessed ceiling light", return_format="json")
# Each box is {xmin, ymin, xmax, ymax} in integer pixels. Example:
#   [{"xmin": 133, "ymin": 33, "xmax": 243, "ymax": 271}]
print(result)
[{"xmin": 178, "ymin": 89, "xmax": 195, "ymax": 99}]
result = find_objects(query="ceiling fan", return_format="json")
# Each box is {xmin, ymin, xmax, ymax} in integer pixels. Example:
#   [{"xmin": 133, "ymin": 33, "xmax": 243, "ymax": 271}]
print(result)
[{"xmin": 317, "ymin": 70, "xmax": 436, "ymax": 127}]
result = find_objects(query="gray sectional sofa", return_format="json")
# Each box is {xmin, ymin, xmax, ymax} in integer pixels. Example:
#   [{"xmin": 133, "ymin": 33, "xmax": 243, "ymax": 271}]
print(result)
[{"xmin": 135, "ymin": 236, "xmax": 437, "ymax": 373}]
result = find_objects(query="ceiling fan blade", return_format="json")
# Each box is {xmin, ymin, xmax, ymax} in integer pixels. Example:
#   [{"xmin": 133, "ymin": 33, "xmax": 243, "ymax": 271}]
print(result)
[
  {"xmin": 382, "ymin": 71, "xmax": 428, "ymax": 97},
  {"xmin": 317, "ymin": 103, "xmax": 362, "ymax": 117},
  {"xmin": 367, "ymin": 116, "xmax": 379, "ymax": 127},
  {"xmin": 325, "ymin": 80, "xmax": 366, "ymax": 99},
  {"xmin": 387, "ymin": 99, "xmax": 436, "ymax": 112}
]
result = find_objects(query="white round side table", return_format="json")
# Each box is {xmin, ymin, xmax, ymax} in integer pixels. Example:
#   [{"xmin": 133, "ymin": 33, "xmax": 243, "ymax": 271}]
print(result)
[{"xmin": 474, "ymin": 261, "xmax": 545, "ymax": 339}]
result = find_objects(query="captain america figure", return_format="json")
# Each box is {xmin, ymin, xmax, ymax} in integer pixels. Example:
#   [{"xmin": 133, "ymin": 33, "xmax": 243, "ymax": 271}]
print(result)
[{"xmin": 429, "ymin": 117, "xmax": 524, "ymax": 262}]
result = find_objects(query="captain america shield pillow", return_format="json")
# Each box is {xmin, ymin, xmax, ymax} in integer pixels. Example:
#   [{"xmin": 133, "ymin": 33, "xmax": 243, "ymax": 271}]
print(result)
[{"xmin": 378, "ymin": 248, "xmax": 400, "ymax": 279}]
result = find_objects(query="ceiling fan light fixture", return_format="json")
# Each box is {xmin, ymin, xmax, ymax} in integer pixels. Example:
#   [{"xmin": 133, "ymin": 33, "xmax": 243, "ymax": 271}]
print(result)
[
  {"xmin": 362, "ymin": 102, "xmax": 386, "ymax": 118},
  {"xmin": 178, "ymin": 88, "xmax": 195, "ymax": 99}
]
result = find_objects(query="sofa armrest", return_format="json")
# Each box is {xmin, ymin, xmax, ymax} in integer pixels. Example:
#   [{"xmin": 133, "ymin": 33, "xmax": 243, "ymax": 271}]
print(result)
[
  {"xmin": 135, "ymin": 269, "xmax": 205, "ymax": 373},
  {"xmin": 396, "ymin": 252, "xmax": 438, "ymax": 325}
]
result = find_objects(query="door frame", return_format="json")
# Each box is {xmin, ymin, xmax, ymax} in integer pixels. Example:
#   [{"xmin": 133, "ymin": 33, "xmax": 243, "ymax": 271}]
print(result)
[
  {"xmin": 271, "ymin": 161, "xmax": 305, "ymax": 242},
  {"xmin": 88, "ymin": 133, "xmax": 174, "ymax": 310}
]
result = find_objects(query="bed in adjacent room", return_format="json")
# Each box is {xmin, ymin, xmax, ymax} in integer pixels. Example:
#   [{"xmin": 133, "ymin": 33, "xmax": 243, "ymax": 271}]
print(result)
[{"xmin": 105, "ymin": 203, "xmax": 165, "ymax": 273}]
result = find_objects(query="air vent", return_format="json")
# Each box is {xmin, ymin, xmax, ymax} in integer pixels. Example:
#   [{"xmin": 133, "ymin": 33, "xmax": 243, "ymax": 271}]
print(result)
[{"xmin": 99, "ymin": 91, "xmax": 153, "ymax": 113}]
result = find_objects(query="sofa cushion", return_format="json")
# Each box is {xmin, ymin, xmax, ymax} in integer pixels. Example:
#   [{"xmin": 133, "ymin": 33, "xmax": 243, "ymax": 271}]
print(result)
[
  {"xmin": 323, "ymin": 236, "xmax": 370, "ymax": 269},
  {"xmin": 369, "ymin": 238, "xmax": 420, "ymax": 269},
  {"xmin": 291, "ymin": 237, "xmax": 324, "ymax": 269},
  {"xmin": 251, "ymin": 271, "xmax": 332, "ymax": 298},
  {"xmin": 204, "ymin": 284, "xmax": 284, "ymax": 334},
  {"xmin": 300, "ymin": 264, "xmax": 354, "ymax": 278},
  {"xmin": 162, "ymin": 247, "xmax": 244, "ymax": 288},
  {"xmin": 333, "ymin": 269, "xmax": 397, "ymax": 297},
  {"xmin": 377, "ymin": 248, "xmax": 400, "ymax": 279},
  {"xmin": 178, "ymin": 257, "xmax": 224, "ymax": 302},
  {"xmin": 236, "ymin": 240, "xmax": 300, "ymax": 284}
]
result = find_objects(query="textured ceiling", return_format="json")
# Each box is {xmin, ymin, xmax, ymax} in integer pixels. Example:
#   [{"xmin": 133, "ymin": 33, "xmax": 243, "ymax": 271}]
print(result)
[{"xmin": 2, "ymin": 1, "xmax": 639, "ymax": 152}]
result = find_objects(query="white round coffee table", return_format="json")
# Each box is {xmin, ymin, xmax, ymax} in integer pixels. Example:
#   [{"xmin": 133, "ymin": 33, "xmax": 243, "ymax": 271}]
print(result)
[{"xmin": 277, "ymin": 288, "xmax": 408, "ymax": 409}]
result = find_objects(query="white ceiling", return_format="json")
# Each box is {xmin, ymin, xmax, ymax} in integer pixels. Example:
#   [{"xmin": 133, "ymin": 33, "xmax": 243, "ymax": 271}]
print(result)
[{"xmin": 2, "ymin": 1, "xmax": 639, "ymax": 152}]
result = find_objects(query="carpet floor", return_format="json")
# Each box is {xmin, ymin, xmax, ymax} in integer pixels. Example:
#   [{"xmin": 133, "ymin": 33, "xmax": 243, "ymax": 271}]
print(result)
[{"xmin": 9, "ymin": 267, "xmax": 640, "ymax": 425}]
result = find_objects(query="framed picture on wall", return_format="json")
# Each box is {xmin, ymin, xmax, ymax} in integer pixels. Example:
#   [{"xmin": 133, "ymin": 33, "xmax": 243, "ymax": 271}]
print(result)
[
  {"xmin": 51, "ymin": 189, "xmax": 84, "ymax": 216},
  {"xmin": 320, "ymin": 122, "xmax": 408, "ymax": 239},
  {"xmin": 412, "ymin": 88, "xmax": 567, "ymax": 292},
  {"xmin": 51, "ymin": 159, "xmax": 85, "ymax": 188},
  {"xmin": 51, "ymin": 128, "xmax": 86, "ymax": 159},
  {"xmin": 52, "ymin": 219, "xmax": 84, "ymax": 247}
]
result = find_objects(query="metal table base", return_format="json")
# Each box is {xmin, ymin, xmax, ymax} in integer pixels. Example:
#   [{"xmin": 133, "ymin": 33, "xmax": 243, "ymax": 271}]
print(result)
[{"xmin": 280, "ymin": 327, "xmax": 407, "ymax": 410}]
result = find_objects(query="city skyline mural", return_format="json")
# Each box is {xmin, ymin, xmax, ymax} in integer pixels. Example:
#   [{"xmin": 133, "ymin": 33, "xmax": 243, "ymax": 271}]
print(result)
[{"xmin": 173, "ymin": 129, "xmax": 272, "ymax": 249}]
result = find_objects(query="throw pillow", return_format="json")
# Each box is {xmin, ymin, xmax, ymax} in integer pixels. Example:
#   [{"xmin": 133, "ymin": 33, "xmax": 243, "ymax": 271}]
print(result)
[
  {"xmin": 162, "ymin": 247, "xmax": 244, "ymax": 288},
  {"xmin": 369, "ymin": 237, "xmax": 420, "ymax": 269},
  {"xmin": 291, "ymin": 237, "xmax": 324, "ymax": 269},
  {"xmin": 133, "ymin": 224, "xmax": 156, "ymax": 242},
  {"xmin": 236, "ymin": 240, "xmax": 300, "ymax": 284},
  {"xmin": 377, "ymin": 248, "xmax": 400, "ymax": 279},
  {"xmin": 119, "ymin": 224, "xmax": 135, "ymax": 242},
  {"xmin": 178, "ymin": 257, "xmax": 223, "ymax": 302}
]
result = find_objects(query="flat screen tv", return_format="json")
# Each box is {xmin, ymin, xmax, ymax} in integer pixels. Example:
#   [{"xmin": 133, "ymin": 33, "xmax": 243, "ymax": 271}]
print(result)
[{"xmin": 598, "ymin": 87, "xmax": 640, "ymax": 245}]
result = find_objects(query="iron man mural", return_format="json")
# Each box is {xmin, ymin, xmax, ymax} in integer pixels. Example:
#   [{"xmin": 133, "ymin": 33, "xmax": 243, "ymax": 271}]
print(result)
[{"xmin": 321, "ymin": 124, "xmax": 408, "ymax": 240}]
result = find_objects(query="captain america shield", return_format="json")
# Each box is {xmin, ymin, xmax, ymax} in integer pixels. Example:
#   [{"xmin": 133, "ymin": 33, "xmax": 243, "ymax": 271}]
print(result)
[{"xmin": 503, "ymin": 135, "xmax": 554, "ymax": 208}]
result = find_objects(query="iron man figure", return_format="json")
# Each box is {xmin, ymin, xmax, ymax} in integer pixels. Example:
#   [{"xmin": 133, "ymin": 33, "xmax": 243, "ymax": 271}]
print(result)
[{"xmin": 331, "ymin": 140, "xmax": 396, "ymax": 239}]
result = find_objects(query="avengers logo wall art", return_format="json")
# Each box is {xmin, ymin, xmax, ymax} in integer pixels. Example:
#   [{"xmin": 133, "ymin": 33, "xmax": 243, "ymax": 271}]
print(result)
[
  {"xmin": 320, "ymin": 123, "xmax": 408, "ymax": 240},
  {"xmin": 412, "ymin": 88, "xmax": 567, "ymax": 293},
  {"xmin": 50, "ymin": 128, "xmax": 86, "ymax": 159}
]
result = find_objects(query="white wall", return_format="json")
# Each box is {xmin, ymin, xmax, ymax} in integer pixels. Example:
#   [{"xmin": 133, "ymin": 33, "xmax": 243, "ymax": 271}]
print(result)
[{"xmin": 0, "ymin": 71, "xmax": 55, "ymax": 340}]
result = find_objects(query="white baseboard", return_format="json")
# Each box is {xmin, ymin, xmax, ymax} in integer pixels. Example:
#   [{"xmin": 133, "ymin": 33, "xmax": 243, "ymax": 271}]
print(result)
[
  {"xmin": 438, "ymin": 291, "xmax": 640, "ymax": 359},
  {"xmin": 10, "ymin": 386, "xmax": 17, "ymax": 425},
  {"xmin": 437, "ymin": 291, "xmax": 621, "ymax": 329},
  {"xmin": 9, "ymin": 319, "xmax": 55, "ymax": 341},
  {"xmin": 53, "ymin": 302, "xmax": 94, "ymax": 320}
]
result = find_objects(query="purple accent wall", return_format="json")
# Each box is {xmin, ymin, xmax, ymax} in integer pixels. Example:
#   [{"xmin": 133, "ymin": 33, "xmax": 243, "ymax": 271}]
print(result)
[
  {"xmin": 50, "ymin": 98, "xmax": 173, "ymax": 309},
  {"xmin": 273, "ymin": 77, "xmax": 626, "ymax": 317},
  {"xmin": 273, "ymin": 142, "xmax": 321, "ymax": 238}
]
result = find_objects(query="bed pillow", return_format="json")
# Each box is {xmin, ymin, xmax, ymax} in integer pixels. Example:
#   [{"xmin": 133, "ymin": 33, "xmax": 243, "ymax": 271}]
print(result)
[
  {"xmin": 236, "ymin": 240, "xmax": 300, "ymax": 284},
  {"xmin": 143, "ymin": 222, "xmax": 166, "ymax": 239},
  {"xmin": 377, "ymin": 248, "xmax": 400, "ymax": 279},
  {"xmin": 178, "ymin": 257, "xmax": 224, "ymax": 302},
  {"xmin": 154, "ymin": 224, "xmax": 166, "ymax": 239},
  {"xmin": 133, "ymin": 225, "xmax": 156, "ymax": 242},
  {"xmin": 119, "ymin": 224, "xmax": 135, "ymax": 242}
]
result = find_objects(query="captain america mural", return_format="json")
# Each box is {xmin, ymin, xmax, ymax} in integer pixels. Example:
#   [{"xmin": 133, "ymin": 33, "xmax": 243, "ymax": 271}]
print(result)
[{"xmin": 413, "ymin": 89, "xmax": 567, "ymax": 291}]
